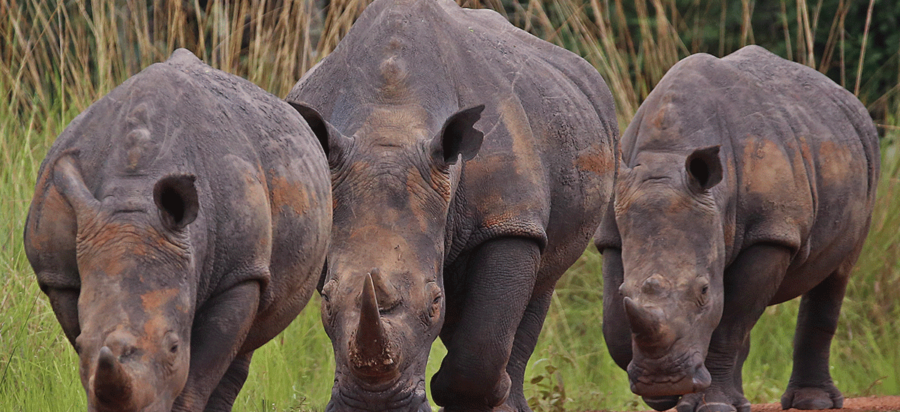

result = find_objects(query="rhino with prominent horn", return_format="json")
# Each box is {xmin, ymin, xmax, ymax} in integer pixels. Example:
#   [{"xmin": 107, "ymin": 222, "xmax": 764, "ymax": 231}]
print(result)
[
  {"xmin": 286, "ymin": 0, "xmax": 618, "ymax": 410},
  {"xmin": 24, "ymin": 49, "xmax": 331, "ymax": 411}
]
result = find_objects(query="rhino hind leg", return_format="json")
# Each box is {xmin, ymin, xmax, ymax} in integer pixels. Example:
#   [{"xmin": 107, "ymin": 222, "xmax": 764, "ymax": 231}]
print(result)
[
  {"xmin": 678, "ymin": 244, "xmax": 793, "ymax": 412},
  {"xmin": 431, "ymin": 237, "xmax": 542, "ymax": 412},
  {"xmin": 780, "ymin": 267, "xmax": 850, "ymax": 410},
  {"xmin": 203, "ymin": 351, "xmax": 254, "ymax": 412}
]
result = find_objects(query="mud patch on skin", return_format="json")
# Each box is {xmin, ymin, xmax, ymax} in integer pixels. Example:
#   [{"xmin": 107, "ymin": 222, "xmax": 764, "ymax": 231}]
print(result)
[
  {"xmin": 359, "ymin": 105, "xmax": 430, "ymax": 146},
  {"xmin": 575, "ymin": 145, "xmax": 615, "ymax": 177},
  {"xmin": 498, "ymin": 97, "xmax": 541, "ymax": 180},
  {"xmin": 141, "ymin": 288, "xmax": 179, "ymax": 312},
  {"xmin": 742, "ymin": 137, "xmax": 793, "ymax": 195},
  {"xmin": 817, "ymin": 140, "xmax": 855, "ymax": 184},
  {"xmin": 268, "ymin": 173, "xmax": 310, "ymax": 216}
]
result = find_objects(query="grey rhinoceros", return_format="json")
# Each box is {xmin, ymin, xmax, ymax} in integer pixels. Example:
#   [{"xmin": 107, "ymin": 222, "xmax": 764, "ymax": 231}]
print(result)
[
  {"xmin": 285, "ymin": 0, "xmax": 618, "ymax": 410},
  {"xmin": 595, "ymin": 45, "xmax": 880, "ymax": 412},
  {"xmin": 24, "ymin": 49, "xmax": 331, "ymax": 411}
]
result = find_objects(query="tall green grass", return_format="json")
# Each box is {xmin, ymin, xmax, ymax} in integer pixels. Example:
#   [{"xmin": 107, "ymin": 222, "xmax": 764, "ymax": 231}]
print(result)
[{"xmin": 1, "ymin": 0, "xmax": 898, "ymax": 411}]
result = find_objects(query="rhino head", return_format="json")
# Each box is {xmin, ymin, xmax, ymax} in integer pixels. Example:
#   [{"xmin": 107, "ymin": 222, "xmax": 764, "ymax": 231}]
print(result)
[
  {"xmin": 292, "ymin": 102, "xmax": 484, "ymax": 411},
  {"xmin": 614, "ymin": 146, "xmax": 726, "ymax": 398},
  {"xmin": 52, "ymin": 154, "xmax": 199, "ymax": 411}
]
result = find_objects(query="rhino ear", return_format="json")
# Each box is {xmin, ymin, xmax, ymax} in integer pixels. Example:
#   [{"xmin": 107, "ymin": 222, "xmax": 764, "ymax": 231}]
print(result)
[
  {"xmin": 53, "ymin": 152, "xmax": 100, "ymax": 221},
  {"xmin": 153, "ymin": 175, "xmax": 199, "ymax": 231},
  {"xmin": 431, "ymin": 105, "xmax": 485, "ymax": 166},
  {"xmin": 289, "ymin": 102, "xmax": 347, "ymax": 165},
  {"xmin": 685, "ymin": 145, "xmax": 723, "ymax": 192}
]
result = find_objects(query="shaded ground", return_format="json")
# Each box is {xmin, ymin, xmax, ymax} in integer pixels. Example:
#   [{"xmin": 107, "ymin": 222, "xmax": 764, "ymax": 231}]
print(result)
[{"xmin": 601, "ymin": 396, "xmax": 900, "ymax": 412}]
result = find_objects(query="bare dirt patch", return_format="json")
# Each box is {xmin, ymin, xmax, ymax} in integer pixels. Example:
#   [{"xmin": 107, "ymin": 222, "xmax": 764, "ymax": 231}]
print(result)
[
  {"xmin": 751, "ymin": 396, "xmax": 900, "ymax": 411},
  {"xmin": 596, "ymin": 396, "xmax": 900, "ymax": 412}
]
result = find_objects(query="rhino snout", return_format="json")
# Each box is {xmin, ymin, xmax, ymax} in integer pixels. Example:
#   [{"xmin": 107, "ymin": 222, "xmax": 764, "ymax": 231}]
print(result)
[
  {"xmin": 327, "ymin": 377, "xmax": 429, "ymax": 412},
  {"xmin": 627, "ymin": 352, "xmax": 711, "ymax": 397}
]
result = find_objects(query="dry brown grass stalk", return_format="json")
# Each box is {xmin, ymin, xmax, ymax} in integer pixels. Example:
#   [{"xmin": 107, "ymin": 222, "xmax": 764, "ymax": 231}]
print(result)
[{"xmin": 2, "ymin": 0, "xmax": 894, "ymax": 133}]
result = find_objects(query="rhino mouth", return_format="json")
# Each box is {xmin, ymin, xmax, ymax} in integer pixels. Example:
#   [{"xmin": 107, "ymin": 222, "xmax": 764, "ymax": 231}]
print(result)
[
  {"xmin": 328, "ymin": 376, "xmax": 429, "ymax": 412},
  {"xmin": 627, "ymin": 351, "xmax": 710, "ymax": 397}
]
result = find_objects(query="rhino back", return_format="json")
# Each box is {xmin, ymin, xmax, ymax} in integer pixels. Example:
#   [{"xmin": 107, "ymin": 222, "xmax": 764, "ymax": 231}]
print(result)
[
  {"xmin": 616, "ymin": 45, "xmax": 878, "ymax": 270},
  {"xmin": 28, "ymin": 50, "xmax": 329, "ymax": 321},
  {"xmin": 289, "ymin": 0, "xmax": 617, "ymax": 280}
]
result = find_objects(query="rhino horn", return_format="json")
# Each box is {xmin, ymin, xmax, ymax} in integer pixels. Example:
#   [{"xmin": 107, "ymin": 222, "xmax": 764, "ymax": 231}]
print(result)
[
  {"xmin": 93, "ymin": 346, "xmax": 134, "ymax": 406},
  {"xmin": 350, "ymin": 272, "xmax": 396, "ymax": 378},
  {"xmin": 624, "ymin": 297, "xmax": 670, "ymax": 348}
]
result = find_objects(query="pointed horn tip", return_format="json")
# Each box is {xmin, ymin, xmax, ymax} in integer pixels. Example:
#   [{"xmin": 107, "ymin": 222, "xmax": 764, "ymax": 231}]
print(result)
[
  {"xmin": 362, "ymin": 272, "xmax": 378, "ymax": 309},
  {"xmin": 97, "ymin": 346, "xmax": 115, "ymax": 369}
]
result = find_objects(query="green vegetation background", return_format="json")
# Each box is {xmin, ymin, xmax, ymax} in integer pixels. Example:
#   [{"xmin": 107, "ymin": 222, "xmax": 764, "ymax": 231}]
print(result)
[{"xmin": 1, "ymin": 0, "xmax": 897, "ymax": 411}]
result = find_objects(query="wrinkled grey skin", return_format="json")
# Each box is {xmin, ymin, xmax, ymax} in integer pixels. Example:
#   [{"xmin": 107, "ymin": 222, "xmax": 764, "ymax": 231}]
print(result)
[
  {"xmin": 595, "ymin": 45, "xmax": 880, "ymax": 412},
  {"xmin": 24, "ymin": 49, "xmax": 331, "ymax": 412},
  {"xmin": 286, "ymin": 0, "xmax": 618, "ymax": 410}
]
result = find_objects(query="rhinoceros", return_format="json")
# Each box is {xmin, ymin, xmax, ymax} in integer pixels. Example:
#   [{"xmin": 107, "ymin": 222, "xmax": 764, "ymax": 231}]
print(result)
[
  {"xmin": 285, "ymin": 0, "xmax": 618, "ymax": 410},
  {"xmin": 595, "ymin": 45, "xmax": 880, "ymax": 412},
  {"xmin": 23, "ymin": 49, "xmax": 331, "ymax": 411}
]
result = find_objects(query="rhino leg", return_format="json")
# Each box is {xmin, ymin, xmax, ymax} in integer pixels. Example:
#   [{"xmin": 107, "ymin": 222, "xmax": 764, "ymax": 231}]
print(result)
[
  {"xmin": 602, "ymin": 248, "xmax": 681, "ymax": 411},
  {"xmin": 172, "ymin": 280, "xmax": 262, "ymax": 412},
  {"xmin": 498, "ymin": 288, "xmax": 554, "ymax": 412},
  {"xmin": 677, "ymin": 244, "xmax": 791, "ymax": 412},
  {"xmin": 600, "ymin": 247, "xmax": 632, "ymax": 371},
  {"xmin": 203, "ymin": 351, "xmax": 254, "ymax": 412},
  {"xmin": 432, "ymin": 237, "xmax": 541, "ymax": 412},
  {"xmin": 780, "ymin": 267, "xmax": 850, "ymax": 410}
]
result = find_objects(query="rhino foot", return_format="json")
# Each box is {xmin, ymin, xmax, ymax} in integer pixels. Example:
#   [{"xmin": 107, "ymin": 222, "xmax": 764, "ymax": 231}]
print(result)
[
  {"xmin": 780, "ymin": 385, "xmax": 843, "ymax": 410},
  {"xmin": 675, "ymin": 389, "xmax": 750, "ymax": 412}
]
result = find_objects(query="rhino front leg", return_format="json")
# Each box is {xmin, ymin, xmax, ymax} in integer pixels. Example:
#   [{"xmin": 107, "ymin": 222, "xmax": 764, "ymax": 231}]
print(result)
[
  {"xmin": 677, "ymin": 244, "xmax": 791, "ymax": 412},
  {"xmin": 203, "ymin": 351, "xmax": 254, "ymax": 411},
  {"xmin": 602, "ymin": 248, "xmax": 680, "ymax": 411},
  {"xmin": 501, "ymin": 288, "xmax": 554, "ymax": 412},
  {"xmin": 600, "ymin": 247, "xmax": 633, "ymax": 371},
  {"xmin": 780, "ymin": 268, "xmax": 849, "ymax": 410},
  {"xmin": 172, "ymin": 280, "xmax": 261, "ymax": 412},
  {"xmin": 432, "ymin": 237, "xmax": 541, "ymax": 412}
]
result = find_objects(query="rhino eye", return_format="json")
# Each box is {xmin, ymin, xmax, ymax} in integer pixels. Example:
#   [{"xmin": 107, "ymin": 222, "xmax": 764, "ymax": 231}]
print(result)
[
  {"xmin": 701, "ymin": 285, "xmax": 709, "ymax": 295},
  {"xmin": 170, "ymin": 343, "xmax": 179, "ymax": 354},
  {"xmin": 429, "ymin": 294, "xmax": 442, "ymax": 319}
]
